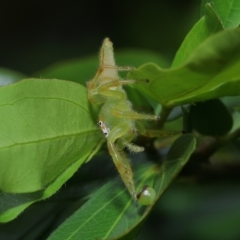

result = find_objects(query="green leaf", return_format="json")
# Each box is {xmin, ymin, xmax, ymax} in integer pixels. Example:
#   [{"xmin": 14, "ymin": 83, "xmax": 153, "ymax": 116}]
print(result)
[
  {"xmin": 46, "ymin": 164, "xmax": 156, "ymax": 240},
  {"xmin": 47, "ymin": 134, "xmax": 196, "ymax": 240},
  {"xmin": 189, "ymin": 99, "xmax": 233, "ymax": 136},
  {"xmin": 201, "ymin": 0, "xmax": 240, "ymax": 29},
  {"xmin": 175, "ymin": 0, "xmax": 240, "ymax": 67},
  {"xmin": 129, "ymin": 28, "xmax": 240, "ymax": 107},
  {"xmin": 0, "ymin": 142, "xmax": 102, "ymax": 223},
  {"xmin": 0, "ymin": 79, "xmax": 101, "ymax": 193},
  {"xmin": 172, "ymin": 3, "xmax": 223, "ymax": 67},
  {"xmin": 0, "ymin": 68, "xmax": 26, "ymax": 86},
  {"xmin": 154, "ymin": 134, "xmax": 196, "ymax": 196}
]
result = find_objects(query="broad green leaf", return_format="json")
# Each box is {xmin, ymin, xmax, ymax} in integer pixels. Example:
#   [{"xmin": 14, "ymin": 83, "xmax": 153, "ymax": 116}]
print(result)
[
  {"xmin": 47, "ymin": 134, "xmax": 196, "ymax": 240},
  {"xmin": 172, "ymin": 3, "xmax": 223, "ymax": 67},
  {"xmin": 189, "ymin": 99, "xmax": 233, "ymax": 136},
  {"xmin": 0, "ymin": 142, "xmax": 102, "ymax": 223},
  {"xmin": 201, "ymin": 0, "xmax": 240, "ymax": 29},
  {"xmin": 129, "ymin": 28, "xmax": 240, "ymax": 107},
  {"xmin": 0, "ymin": 79, "xmax": 101, "ymax": 193},
  {"xmin": 0, "ymin": 68, "xmax": 26, "ymax": 86},
  {"xmin": 37, "ymin": 50, "xmax": 168, "ymax": 86}
]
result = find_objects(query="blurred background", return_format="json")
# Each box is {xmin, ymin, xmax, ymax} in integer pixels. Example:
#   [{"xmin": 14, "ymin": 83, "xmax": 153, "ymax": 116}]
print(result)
[
  {"xmin": 0, "ymin": 0, "xmax": 199, "ymax": 74},
  {"xmin": 2, "ymin": 1, "xmax": 240, "ymax": 240}
]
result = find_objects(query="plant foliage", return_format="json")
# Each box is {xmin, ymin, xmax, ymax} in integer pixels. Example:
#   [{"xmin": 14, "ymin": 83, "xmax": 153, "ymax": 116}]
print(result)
[{"xmin": 1, "ymin": 1, "xmax": 240, "ymax": 239}]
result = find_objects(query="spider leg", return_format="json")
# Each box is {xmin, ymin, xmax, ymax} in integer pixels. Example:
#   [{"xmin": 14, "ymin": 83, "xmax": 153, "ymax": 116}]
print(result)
[
  {"xmin": 110, "ymin": 109, "xmax": 159, "ymax": 121},
  {"xmin": 96, "ymin": 78, "xmax": 149, "ymax": 100},
  {"xmin": 87, "ymin": 78, "xmax": 136, "ymax": 103},
  {"xmin": 101, "ymin": 65, "xmax": 133, "ymax": 72},
  {"xmin": 97, "ymin": 81, "xmax": 133, "ymax": 100},
  {"xmin": 118, "ymin": 134, "xmax": 144, "ymax": 153},
  {"xmin": 136, "ymin": 121, "xmax": 182, "ymax": 138},
  {"xmin": 107, "ymin": 123, "xmax": 137, "ymax": 199},
  {"xmin": 140, "ymin": 129, "xmax": 182, "ymax": 138},
  {"xmin": 122, "ymin": 141, "xmax": 144, "ymax": 153},
  {"xmin": 99, "ymin": 79, "xmax": 136, "ymax": 91}
]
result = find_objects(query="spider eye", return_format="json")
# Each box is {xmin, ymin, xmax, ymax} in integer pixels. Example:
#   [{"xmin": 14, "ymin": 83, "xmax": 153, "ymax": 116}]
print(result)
[
  {"xmin": 98, "ymin": 121, "xmax": 102, "ymax": 126},
  {"xmin": 137, "ymin": 186, "xmax": 156, "ymax": 205}
]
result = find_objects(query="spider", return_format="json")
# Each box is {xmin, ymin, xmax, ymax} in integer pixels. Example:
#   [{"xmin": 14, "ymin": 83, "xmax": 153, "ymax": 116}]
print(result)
[{"xmin": 87, "ymin": 38, "xmax": 158, "ymax": 205}]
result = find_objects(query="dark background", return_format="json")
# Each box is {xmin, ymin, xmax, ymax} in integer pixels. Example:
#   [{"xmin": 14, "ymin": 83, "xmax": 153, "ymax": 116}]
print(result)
[{"xmin": 0, "ymin": 0, "xmax": 199, "ymax": 74}]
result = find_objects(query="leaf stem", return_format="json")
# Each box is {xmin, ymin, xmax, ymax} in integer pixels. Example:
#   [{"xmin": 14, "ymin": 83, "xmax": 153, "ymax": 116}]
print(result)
[{"xmin": 157, "ymin": 106, "xmax": 173, "ymax": 129}]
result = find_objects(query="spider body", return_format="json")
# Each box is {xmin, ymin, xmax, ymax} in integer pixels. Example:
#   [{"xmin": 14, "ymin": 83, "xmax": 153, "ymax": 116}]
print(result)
[
  {"xmin": 99, "ymin": 97, "xmax": 136, "ymax": 141},
  {"xmin": 87, "ymin": 38, "xmax": 157, "ymax": 203}
]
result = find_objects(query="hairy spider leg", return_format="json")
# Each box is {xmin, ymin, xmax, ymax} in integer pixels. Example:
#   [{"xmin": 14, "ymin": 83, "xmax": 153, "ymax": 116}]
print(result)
[
  {"xmin": 110, "ymin": 108, "xmax": 159, "ymax": 120},
  {"xmin": 136, "ymin": 120, "xmax": 182, "ymax": 138},
  {"xmin": 119, "ymin": 139, "xmax": 144, "ymax": 153},
  {"xmin": 107, "ymin": 123, "xmax": 137, "ymax": 199}
]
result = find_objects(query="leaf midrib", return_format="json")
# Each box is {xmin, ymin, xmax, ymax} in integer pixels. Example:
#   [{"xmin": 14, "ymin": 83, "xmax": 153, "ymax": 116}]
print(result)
[{"xmin": 0, "ymin": 129, "xmax": 98, "ymax": 150}]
